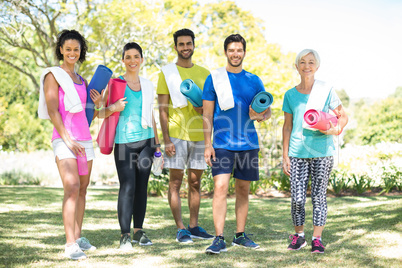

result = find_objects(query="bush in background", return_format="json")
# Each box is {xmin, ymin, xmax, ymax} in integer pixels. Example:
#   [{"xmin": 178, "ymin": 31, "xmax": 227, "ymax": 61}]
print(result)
[{"xmin": 0, "ymin": 170, "xmax": 41, "ymax": 185}]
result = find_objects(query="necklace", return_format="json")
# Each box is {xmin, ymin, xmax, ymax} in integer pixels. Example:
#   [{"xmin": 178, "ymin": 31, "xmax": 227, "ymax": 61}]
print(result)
[{"xmin": 63, "ymin": 68, "xmax": 80, "ymax": 83}]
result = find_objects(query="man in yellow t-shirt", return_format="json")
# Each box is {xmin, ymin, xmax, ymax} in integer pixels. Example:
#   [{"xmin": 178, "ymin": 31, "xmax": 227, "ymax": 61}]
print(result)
[{"xmin": 157, "ymin": 28, "xmax": 213, "ymax": 243}]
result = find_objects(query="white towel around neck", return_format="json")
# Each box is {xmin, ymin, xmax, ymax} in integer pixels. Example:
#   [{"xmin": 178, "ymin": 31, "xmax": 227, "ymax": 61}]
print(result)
[
  {"xmin": 161, "ymin": 63, "xmax": 188, "ymax": 108},
  {"xmin": 38, "ymin": 67, "xmax": 83, "ymax": 120},
  {"xmin": 139, "ymin": 76, "xmax": 155, "ymax": 129},
  {"xmin": 302, "ymin": 80, "xmax": 332, "ymax": 130},
  {"xmin": 210, "ymin": 67, "xmax": 235, "ymax": 111}
]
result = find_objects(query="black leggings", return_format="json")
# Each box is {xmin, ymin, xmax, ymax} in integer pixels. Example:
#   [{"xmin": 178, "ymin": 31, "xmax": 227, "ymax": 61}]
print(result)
[{"xmin": 114, "ymin": 139, "xmax": 155, "ymax": 234}]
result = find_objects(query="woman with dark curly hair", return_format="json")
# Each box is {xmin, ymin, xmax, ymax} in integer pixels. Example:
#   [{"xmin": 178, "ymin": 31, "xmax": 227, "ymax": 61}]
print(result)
[{"xmin": 38, "ymin": 29, "xmax": 101, "ymax": 260}]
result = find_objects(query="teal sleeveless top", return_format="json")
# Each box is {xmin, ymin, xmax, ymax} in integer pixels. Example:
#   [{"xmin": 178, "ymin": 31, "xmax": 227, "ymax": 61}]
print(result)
[{"xmin": 114, "ymin": 76, "xmax": 154, "ymax": 144}]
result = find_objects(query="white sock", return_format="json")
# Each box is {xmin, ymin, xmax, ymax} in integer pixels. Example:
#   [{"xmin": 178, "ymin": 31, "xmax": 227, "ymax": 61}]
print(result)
[
  {"xmin": 312, "ymin": 236, "xmax": 321, "ymax": 241},
  {"xmin": 297, "ymin": 232, "xmax": 305, "ymax": 237}
]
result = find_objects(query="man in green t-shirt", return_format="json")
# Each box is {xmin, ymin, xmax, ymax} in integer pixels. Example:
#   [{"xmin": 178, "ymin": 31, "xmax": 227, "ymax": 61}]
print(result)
[{"xmin": 157, "ymin": 28, "xmax": 213, "ymax": 243}]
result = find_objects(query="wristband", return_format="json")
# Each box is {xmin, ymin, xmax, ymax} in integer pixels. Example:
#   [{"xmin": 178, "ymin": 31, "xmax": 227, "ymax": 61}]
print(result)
[
  {"xmin": 155, "ymin": 144, "xmax": 161, "ymax": 148},
  {"xmin": 94, "ymin": 105, "xmax": 103, "ymax": 111}
]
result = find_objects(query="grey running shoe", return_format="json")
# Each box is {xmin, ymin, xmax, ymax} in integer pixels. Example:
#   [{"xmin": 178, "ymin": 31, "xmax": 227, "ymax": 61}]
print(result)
[
  {"xmin": 132, "ymin": 230, "xmax": 153, "ymax": 246},
  {"xmin": 65, "ymin": 243, "xmax": 87, "ymax": 260},
  {"xmin": 120, "ymin": 233, "xmax": 133, "ymax": 250},
  {"xmin": 76, "ymin": 237, "xmax": 96, "ymax": 251}
]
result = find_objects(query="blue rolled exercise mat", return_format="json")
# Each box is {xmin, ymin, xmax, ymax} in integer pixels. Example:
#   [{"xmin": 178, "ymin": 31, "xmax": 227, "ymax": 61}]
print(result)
[
  {"xmin": 85, "ymin": 65, "xmax": 113, "ymax": 126},
  {"xmin": 251, "ymin": 91, "xmax": 273, "ymax": 113},
  {"xmin": 180, "ymin": 79, "xmax": 203, "ymax": 107}
]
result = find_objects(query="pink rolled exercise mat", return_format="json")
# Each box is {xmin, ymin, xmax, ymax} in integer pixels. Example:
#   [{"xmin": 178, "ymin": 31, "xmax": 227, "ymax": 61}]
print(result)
[
  {"xmin": 96, "ymin": 78, "xmax": 127, "ymax": 154},
  {"xmin": 304, "ymin": 109, "xmax": 338, "ymax": 131}
]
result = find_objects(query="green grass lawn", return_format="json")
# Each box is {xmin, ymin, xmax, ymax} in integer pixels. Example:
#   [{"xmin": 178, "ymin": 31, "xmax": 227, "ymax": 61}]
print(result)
[{"xmin": 0, "ymin": 186, "xmax": 401, "ymax": 268}]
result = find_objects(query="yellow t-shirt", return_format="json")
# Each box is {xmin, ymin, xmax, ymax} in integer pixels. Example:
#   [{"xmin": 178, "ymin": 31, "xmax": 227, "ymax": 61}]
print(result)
[{"xmin": 157, "ymin": 64, "xmax": 210, "ymax": 141}]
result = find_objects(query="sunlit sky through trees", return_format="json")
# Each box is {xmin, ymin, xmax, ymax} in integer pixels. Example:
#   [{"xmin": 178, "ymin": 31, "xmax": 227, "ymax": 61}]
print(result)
[{"xmin": 228, "ymin": 0, "xmax": 402, "ymax": 99}]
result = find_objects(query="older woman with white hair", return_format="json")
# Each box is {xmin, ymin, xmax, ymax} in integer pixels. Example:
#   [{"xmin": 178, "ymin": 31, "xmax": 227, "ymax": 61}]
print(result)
[{"xmin": 282, "ymin": 49, "xmax": 348, "ymax": 253}]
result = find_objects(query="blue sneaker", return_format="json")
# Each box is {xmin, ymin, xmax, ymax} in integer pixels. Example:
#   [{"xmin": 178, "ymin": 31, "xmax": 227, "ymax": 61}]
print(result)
[
  {"xmin": 232, "ymin": 233, "xmax": 260, "ymax": 249},
  {"xmin": 187, "ymin": 225, "xmax": 214, "ymax": 240},
  {"xmin": 206, "ymin": 236, "xmax": 227, "ymax": 254},
  {"xmin": 176, "ymin": 229, "xmax": 193, "ymax": 243}
]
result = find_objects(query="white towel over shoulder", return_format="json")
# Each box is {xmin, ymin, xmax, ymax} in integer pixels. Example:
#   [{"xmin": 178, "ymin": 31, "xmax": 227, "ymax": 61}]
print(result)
[
  {"xmin": 161, "ymin": 63, "xmax": 188, "ymax": 108},
  {"xmin": 210, "ymin": 67, "xmax": 234, "ymax": 111},
  {"xmin": 38, "ymin": 67, "xmax": 83, "ymax": 120},
  {"xmin": 302, "ymin": 80, "xmax": 332, "ymax": 130},
  {"xmin": 139, "ymin": 76, "xmax": 155, "ymax": 129}
]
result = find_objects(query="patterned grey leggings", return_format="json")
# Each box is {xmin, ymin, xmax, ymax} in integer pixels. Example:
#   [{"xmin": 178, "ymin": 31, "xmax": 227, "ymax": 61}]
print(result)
[{"xmin": 289, "ymin": 156, "xmax": 334, "ymax": 226}]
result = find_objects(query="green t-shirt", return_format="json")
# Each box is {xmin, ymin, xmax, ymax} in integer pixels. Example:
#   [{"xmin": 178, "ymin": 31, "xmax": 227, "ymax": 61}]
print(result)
[{"xmin": 157, "ymin": 64, "xmax": 210, "ymax": 141}]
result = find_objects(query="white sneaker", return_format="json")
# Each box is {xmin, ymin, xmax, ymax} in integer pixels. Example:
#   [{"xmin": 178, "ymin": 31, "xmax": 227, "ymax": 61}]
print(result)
[
  {"xmin": 76, "ymin": 237, "xmax": 96, "ymax": 251},
  {"xmin": 65, "ymin": 243, "xmax": 87, "ymax": 260}
]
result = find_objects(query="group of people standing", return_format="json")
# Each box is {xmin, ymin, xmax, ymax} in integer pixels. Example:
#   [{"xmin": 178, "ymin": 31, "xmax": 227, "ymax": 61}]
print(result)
[{"xmin": 39, "ymin": 28, "xmax": 348, "ymax": 260}]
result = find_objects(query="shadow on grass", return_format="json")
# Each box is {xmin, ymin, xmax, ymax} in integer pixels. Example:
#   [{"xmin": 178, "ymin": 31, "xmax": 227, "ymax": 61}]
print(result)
[{"xmin": 1, "ymin": 186, "xmax": 400, "ymax": 267}]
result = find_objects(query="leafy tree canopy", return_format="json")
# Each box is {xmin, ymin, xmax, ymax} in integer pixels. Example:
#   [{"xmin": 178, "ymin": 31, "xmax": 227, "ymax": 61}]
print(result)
[{"xmin": 0, "ymin": 0, "xmax": 299, "ymax": 151}]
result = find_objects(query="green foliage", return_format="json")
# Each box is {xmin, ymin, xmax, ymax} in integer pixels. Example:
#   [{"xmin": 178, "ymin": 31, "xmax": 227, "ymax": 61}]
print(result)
[
  {"xmin": 1, "ymin": 101, "xmax": 52, "ymax": 151},
  {"xmin": 270, "ymin": 168, "xmax": 290, "ymax": 192},
  {"xmin": 335, "ymin": 88, "xmax": 350, "ymax": 108},
  {"xmin": 361, "ymin": 98, "xmax": 401, "ymax": 145},
  {"xmin": 228, "ymin": 177, "xmax": 236, "ymax": 195},
  {"xmin": 389, "ymin": 86, "xmax": 402, "ymax": 98},
  {"xmin": 330, "ymin": 164, "xmax": 401, "ymax": 196},
  {"xmin": 1, "ymin": 0, "xmax": 298, "ymax": 153},
  {"xmin": 201, "ymin": 167, "xmax": 214, "ymax": 194},
  {"xmin": 148, "ymin": 168, "xmax": 169, "ymax": 196},
  {"xmin": 0, "ymin": 170, "xmax": 41, "ymax": 185},
  {"xmin": 329, "ymin": 170, "xmax": 349, "ymax": 195},
  {"xmin": 351, "ymin": 174, "xmax": 372, "ymax": 194},
  {"xmin": 0, "ymin": 56, "xmax": 52, "ymax": 151},
  {"xmin": 379, "ymin": 165, "xmax": 402, "ymax": 194},
  {"xmin": 249, "ymin": 181, "xmax": 259, "ymax": 195},
  {"xmin": 345, "ymin": 88, "xmax": 402, "ymax": 145}
]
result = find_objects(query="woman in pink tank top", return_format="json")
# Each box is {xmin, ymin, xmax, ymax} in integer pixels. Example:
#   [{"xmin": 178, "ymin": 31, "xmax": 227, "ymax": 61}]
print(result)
[{"xmin": 42, "ymin": 30, "xmax": 102, "ymax": 260}]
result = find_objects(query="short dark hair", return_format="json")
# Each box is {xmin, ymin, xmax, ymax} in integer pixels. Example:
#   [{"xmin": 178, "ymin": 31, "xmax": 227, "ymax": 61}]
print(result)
[
  {"xmin": 55, "ymin": 30, "xmax": 88, "ymax": 63},
  {"xmin": 173, "ymin": 28, "xmax": 195, "ymax": 46},
  {"xmin": 224, "ymin": 34, "xmax": 246, "ymax": 52},
  {"xmin": 122, "ymin": 42, "xmax": 143, "ymax": 60}
]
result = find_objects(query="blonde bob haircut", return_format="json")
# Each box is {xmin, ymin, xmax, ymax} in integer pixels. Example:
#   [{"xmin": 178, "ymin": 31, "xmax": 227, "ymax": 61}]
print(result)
[{"xmin": 295, "ymin": 49, "xmax": 320, "ymax": 68}]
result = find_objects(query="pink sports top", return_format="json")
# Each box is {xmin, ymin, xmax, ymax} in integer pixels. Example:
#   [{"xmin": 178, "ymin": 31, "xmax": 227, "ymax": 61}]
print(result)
[{"xmin": 51, "ymin": 76, "xmax": 92, "ymax": 141}]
